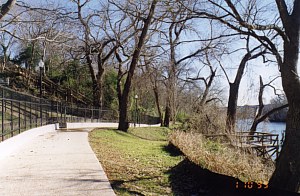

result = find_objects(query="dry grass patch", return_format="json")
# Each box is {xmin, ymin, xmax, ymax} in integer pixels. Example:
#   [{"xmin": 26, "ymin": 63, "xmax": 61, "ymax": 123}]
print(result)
[{"xmin": 169, "ymin": 130, "xmax": 274, "ymax": 183}]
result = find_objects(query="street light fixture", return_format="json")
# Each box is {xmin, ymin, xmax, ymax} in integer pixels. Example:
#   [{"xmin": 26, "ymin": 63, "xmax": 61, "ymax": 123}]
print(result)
[
  {"xmin": 38, "ymin": 60, "xmax": 44, "ymax": 98},
  {"xmin": 134, "ymin": 94, "xmax": 138, "ymax": 127}
]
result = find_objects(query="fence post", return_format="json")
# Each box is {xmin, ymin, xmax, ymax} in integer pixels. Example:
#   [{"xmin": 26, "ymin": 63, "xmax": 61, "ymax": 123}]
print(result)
[
  {"xmin": 24, "ymin": 101, "xmax": 27, "ymax": 130},
  {"xmin": 35, "ymin": 102, "xmax": 38, "ymax": 127},
  {"xmin": 18, "ymin": 101, "xmax": 21, "ymax": 134},
  {"xmin": 10, "ymin": 99, "xmax": 13, "ymax": 137},
  {"xmin": 56, "ymin": 101, "xmax": 58, "ymax": 123},
  {"xmin": 64, "ymin": 103, "xmax": 66, "ymax": 123},
  {"xmin": 60, "ymin": 102, "xmax": 63, "ymax": 122},
  {"xmin": 2, "ymin": 88, "xmax": 4, "ymax": 141},
  {"xmin": 98, "ymin": 108, "xmax": 101, "ymax": 122},
  {"xmin": 76, "ymin": 106, "xmax": 79, "ymax": 122},
  {"xmin": 40, "ymin": 99, "xmax": 43, "ymax": 126},
  {"xmin": 91, "ymin": 107, "xmax": 94, "ymax": 122},
  {"xmin": 29, "ymin": 97, "xmax": 32, "ymax": 129},
  {"xmin": 70, "ymin": 105, "xmax": 73, "ymax": 122},
  {"xmin": 50, "ymin": 101, "xmax": 53, "ymax": 124}
]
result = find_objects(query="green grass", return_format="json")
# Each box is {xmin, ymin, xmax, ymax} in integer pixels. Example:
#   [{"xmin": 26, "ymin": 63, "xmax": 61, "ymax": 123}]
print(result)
[
  {"xmin": 89, "ymin": 127, "xmax": 183, "ymax": 195},
  {"xmin": 128, "ymin": 127, "xmax": 172, "ymax": 141},
  {"xmin": 168, "ymin": 122, "xmax": 183, "ymax": 130}
]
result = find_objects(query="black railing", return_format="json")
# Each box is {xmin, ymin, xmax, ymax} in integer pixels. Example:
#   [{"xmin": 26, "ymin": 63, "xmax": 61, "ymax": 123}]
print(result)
[
  {"xmin": 0, "ymin": 86, "xmax": 118, "ymax": 141},
  {"xmin": 129, "ymin": 109, "xmax": 161, "ymax": 126}
]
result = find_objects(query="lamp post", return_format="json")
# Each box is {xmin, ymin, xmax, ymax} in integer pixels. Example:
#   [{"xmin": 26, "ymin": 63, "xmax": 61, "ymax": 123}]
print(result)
[
  {"xmin": 134, "ymin": 94, "xmax": 138, "ymax": 127},
  {"xmin": 38, "ymin": 60, "xmax": 44, "ymax": 98},
  {"xmin": 38, "ymin": 60, "xmax": 44, "ymax": 126}
]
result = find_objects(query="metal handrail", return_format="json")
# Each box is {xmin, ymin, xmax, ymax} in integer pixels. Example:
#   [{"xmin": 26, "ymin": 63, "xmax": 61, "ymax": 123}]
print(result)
[{"xmin": 0, "ymin": 94, "xmax": 118, "ymax": 142}]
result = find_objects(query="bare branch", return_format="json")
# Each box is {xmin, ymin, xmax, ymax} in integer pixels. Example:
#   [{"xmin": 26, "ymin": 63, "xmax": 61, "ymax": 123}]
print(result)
[{"xmin": 0, "ymin": 0, "xmax": 16, "ymax": 20}]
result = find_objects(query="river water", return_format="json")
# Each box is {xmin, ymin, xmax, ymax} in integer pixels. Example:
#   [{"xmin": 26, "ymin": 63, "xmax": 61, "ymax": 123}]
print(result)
[{"xmin": 237, "ymin": 120, "xmax": 286, "ymax": 145}]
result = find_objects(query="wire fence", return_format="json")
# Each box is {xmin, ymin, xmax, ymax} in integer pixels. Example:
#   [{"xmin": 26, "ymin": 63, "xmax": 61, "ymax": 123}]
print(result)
[{"xmin": 0, "ymin": 85, "xmax": 118, "ymax": 141}]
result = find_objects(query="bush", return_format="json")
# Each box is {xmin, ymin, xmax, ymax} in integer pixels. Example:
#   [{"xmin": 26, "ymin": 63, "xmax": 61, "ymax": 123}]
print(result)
[
  {"xmin": 176, "ymin": 111, "xmax": 189, "ymax": 123},
  {"xmin": 184, "ymin": 105, "xmax": 227, "ymax": 134},
  {"xmin": 169, "ymin": 131, "xmax": 274, "ymax": 182}
]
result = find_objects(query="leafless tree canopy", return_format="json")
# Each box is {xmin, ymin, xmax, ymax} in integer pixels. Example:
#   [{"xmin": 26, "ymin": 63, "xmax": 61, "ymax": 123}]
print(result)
[{"xmin": 1, "ymin": 0, "xmax": 300, "ymax": 193}]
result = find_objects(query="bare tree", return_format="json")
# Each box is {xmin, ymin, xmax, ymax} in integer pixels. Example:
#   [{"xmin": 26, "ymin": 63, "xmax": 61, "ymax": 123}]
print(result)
[
  {"xmin": 113, "ymin": 0, "xmax": 158, "ymax": 131},
  {"xmin": 70, "ymin": 0, "xmax": 119, "ymax": 107},
  {"xmin": 161, "ymin": 2, "xmax": 215, "ymax": 127},
  {"xmin": 186, "ymin": 0, "xmax": 300, "ymax": 192},
  {"xmin": 141, "ymin": 55, "xmax": 164, "ymax": 126},
  {"xmin": 0, "ymin": 0, "xmax": 16, "ymax": 70},
  {"xmin": 249, "ymin": 76, "xmax": 288, "ymax": 135},
  {"xmin": 0, "ymin": 31, "xmax": 15, "ymax": 71},
  {"xmin": 217, "ymin": 38, "xmax": 266, "ymax": 133},
  {"xmin": 186, "ymin": 51, "xmax": 217, "ymax": 109}
]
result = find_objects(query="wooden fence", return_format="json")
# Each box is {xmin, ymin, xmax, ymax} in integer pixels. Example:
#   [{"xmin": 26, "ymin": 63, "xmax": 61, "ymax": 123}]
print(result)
[{"xmin": 204, "ymin": 131, "xmax": 281, "ymax": 160}]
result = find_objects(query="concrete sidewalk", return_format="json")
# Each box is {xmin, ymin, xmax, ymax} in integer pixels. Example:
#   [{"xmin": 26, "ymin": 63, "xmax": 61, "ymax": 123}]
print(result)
[{"xmin": 0, "ymin": 123, "xmax": 118, "ymax": 196}]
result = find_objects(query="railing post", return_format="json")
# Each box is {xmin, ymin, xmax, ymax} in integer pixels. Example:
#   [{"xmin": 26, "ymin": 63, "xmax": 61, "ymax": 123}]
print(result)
[
  {"xmin": 2, "ymin": 88, "xmax": 4, "ymax": 141},
  {"xmin": 18, "ymin": 101, "xmax": 21, "ymax": 134},
  {"xmin": 56, "ymin": 101, "xmax": 59, "ymax": 123},
  {"xmin": 98, "ymin": 108, "xmax": 101, "ymax": 122},
  {"xmin": 91, "ymin": 107, "xmax": 94, "ymax": 122},
  {"xmin": 84, "ymin": 108, "xmax": 86, "ymax": 122},
  {"xmin": 40, "ymin": 99, "xmax": 43, "ymax": 126},
  {"xmin": 64, "ymin": 103, "xmax": 66, "ymax": 123},
  {"xmin": 76, "ymin": 106, "xmax": 79, "ymax": 122},
  {"xmin": 50, "ymin": 101, "xmax": 53, "ymax": 124},
  {"xmin": 10, "ymin": 99, "xmax": 13, "ymax": 137},
  {"xmin": 60, "ymin": 102, "xmax": 63, "ymax": 122},
  {"xmin": 35, "ymin": 102, "xmax": 38, "ymax": 127},
  {"xmin": 29, "ymin": 97, "xmax": 32, "ymax": 129},
  {"xmin": 71, "ymin": 105, "xmax": 73, "ymax": 122},
  {"xmin": 24, "ymin": 101, "xmax": 27, "ymax": 130}
]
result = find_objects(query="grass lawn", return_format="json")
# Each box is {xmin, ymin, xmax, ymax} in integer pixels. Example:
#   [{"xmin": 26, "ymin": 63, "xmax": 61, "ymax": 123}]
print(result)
[
  {"xmin": 89, "ymin": 127, "xmax": 290, "ymax": 196},
  {"xmin": 89, "ymin": 127, "xmax": 183, "ymax": 195}
]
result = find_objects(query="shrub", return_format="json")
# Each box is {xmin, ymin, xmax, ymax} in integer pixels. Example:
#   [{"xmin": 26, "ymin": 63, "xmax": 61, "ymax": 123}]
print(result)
[
  {"xmin": 169, "ymin": 130, "xmax": 274, "ymax": 182},
  {"xmin": 184, "ymin": 105, "xmax": 227, "ymax": 134},
  {"xmin": 176, "ymin": 111, "xmax": 189, "ymax": 123}
]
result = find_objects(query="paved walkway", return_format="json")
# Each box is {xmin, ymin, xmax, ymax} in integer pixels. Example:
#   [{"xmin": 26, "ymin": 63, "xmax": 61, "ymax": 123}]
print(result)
[{"xmin": 0, "ymin": 123, "xmax": 119, "ymax": 196}]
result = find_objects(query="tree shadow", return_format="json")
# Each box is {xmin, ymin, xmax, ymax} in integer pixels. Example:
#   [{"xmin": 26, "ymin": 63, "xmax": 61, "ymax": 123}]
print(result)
[
  {"xmin": 110, "ymin": 176, "xmax": 162, "ymax": 196},
  {"xmin": 111, "ymin": 180, "xmax": 144, "ymax": 196},
  {"xmin": 162, "ymin": 142, "xmax": 184, "ymax": 157},
  {"xmin": 167, "ymin": 158, "xmax": 300, "ymax": 196}
]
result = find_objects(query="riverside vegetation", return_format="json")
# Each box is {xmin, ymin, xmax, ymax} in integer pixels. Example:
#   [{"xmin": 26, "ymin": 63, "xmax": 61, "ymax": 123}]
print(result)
[{"xmin": 89, "ymin": 125, "xmax": 275, "ymax": 195}]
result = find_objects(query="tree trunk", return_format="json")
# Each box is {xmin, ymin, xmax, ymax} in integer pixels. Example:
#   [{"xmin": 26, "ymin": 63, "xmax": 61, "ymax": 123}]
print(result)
[
  {"xmin": 118, "ymin": 94, "xmax": 129, "ymax": 131},
  {"xmin": 249, "ymin": 76, "xmax": 264, "ymax": 135},
  {"xmin": 249, "ymin": 104, "xmax": 288, "ymax": 135},
  {"xmin": 269, "ymin": 5, "xmax": 300, "ymax": 190},
  {"xmin": 225, "ymin": 50, "xmax": 253, "ymax": 133},
  {"xmin": 96, "ymin": 58, "xmax": 105, "ymax": 108},
  {"xmin": 86, "ymin": 54, "xmax": 99, "ymax": 107},
  {"xmin": 0, "ymin": 0, "xmax": 16, "ymax": 20},
  {"xmin": 199, "ymin": 67, "xmax": 216, "ymax": 107},
  {"xmin": 118, "ymin": 0, "xmax": 157, "ymax": 131},
  {"xmin": 269, "ymin": 105, "xmax": 300, "ymax": 192},
  {"xmin": 224, "ymin": 42, "xmax": 264, "ymax": 133},
  {"xmin": 153, "ymin": 85, "xmax": 163, "ymax": 126},
  {"xmin": 226, "ymin": 83, "xmax": 239, "ymax": 133},
  {"xmin": 163, "ymin": 104, "xmax": 170, "ymax": 127}
]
